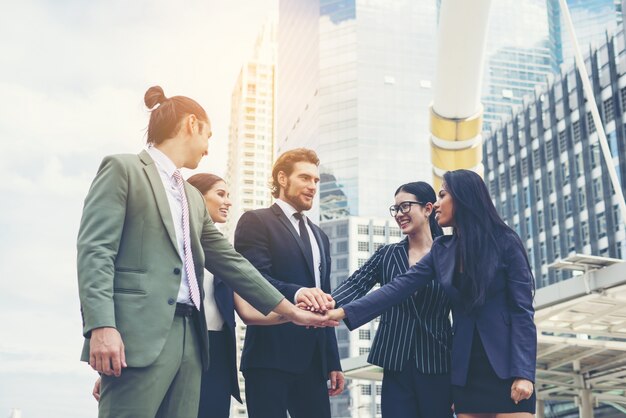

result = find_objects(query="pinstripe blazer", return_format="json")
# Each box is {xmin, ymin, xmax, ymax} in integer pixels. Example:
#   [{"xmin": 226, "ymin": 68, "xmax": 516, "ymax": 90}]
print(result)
[{"xmin": 333, "ymin": 238, "xmax": 452, "ymax": 374}]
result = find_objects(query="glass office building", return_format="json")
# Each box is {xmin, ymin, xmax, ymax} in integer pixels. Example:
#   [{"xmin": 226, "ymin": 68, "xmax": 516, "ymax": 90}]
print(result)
[
  {"xmin": 483, "ymin": 31, "xmax": 626, "ymax": 289},
  {"xmin": 481, "ymin": 0, "xmax": 560, "ymax": 132},
  {"xmin": 561, "ymin": 0, "xmax": 622, "ymax": 67},
  {"xmin": 277, "ymin": 0, "xmax": 437, "ymax": 220}
]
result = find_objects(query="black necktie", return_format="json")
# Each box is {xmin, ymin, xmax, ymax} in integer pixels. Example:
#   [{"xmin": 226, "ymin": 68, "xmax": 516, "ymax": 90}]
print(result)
[{"xmin": 294, "ymin": 213, "xmax": 314, "ymax": 272}]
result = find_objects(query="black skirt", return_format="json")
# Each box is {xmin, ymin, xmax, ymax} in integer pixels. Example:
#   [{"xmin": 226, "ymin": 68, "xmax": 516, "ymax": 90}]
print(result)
[{"xmin": 452, "ymin": 329, "xmax": 536, "ymax": 414}]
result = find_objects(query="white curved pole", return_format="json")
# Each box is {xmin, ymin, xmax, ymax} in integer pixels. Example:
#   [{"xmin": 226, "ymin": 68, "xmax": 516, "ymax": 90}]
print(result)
[{"xmin": 430, "ymin": 0, "xmax": 493, "ymax": 189}]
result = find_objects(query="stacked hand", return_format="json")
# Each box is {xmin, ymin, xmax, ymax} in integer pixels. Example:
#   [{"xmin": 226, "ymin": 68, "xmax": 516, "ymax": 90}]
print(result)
[{"xmin": 295, "ymin": 287, "xmax": 335, "ymax": 312}]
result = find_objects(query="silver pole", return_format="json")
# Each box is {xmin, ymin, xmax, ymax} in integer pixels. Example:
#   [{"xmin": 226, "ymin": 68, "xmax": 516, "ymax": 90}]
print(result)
[{"xmin": 559, "ymin": 0, "xmax": 626, "ymax": 229}]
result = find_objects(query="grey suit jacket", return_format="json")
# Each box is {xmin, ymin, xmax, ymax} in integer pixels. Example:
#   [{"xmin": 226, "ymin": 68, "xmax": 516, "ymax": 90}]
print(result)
[{"xmin": 77, "ymin": 150, "xmax": 284, "ymax": 368}]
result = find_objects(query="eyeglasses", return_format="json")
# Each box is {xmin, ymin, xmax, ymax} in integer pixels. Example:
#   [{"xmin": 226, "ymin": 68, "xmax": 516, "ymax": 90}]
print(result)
[{"xmin": 389, "ymin": 201, "xmax": 423, "ymax": 217}]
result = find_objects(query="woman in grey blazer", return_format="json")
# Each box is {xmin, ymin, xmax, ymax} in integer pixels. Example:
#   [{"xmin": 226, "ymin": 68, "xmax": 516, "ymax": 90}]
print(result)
[{"xmin": 332, "ymin": 182, "xmax": 452, "ymax": 418}]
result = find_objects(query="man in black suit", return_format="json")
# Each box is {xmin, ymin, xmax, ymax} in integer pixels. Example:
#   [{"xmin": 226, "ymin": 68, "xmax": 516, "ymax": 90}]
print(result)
[{"xmin": 234, "ymin": 148, "xmax": 344, "ymax": 418}]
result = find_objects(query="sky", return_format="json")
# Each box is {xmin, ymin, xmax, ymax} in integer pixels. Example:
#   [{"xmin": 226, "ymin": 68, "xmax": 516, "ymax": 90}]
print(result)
[{"xmin": 0, "ymin": 1, "xmax": 276, "ymax": 416}]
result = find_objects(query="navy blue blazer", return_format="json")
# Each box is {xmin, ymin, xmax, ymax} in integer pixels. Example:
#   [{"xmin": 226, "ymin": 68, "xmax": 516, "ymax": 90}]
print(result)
[
  {"xmin": 333, "ymin": 238, "xmax": 451, "ymax": 374},
  {"xmin": 342, "ymin": 233, "xmax": 536, "ymax": 386},
  {"xmin": 210, "ymin": 276, "xmax": 242, "ymax": 402},
  {"xmin": 234, "ymin": 204, "xmax": 342, "ymax": 376}
]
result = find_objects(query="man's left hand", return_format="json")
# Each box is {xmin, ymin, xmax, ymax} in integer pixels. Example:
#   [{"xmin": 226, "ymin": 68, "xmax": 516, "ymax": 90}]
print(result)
[{"xmin": 328, "ymin": 371, "xmax": 345, "ymax": 396}]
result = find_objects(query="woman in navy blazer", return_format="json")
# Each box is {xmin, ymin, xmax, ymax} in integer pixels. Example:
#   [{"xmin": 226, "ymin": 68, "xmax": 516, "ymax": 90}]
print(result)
[
  {"xmin": 332, "ymin": 182, "xmax": 452, "ymax": 418},
  {"xmin": 181, "ymin": 174, "xmax": 291, "ymax": 418},
  {"xmin": 327, "ymin": 170, "xmax": 536, "ymax": 417}
]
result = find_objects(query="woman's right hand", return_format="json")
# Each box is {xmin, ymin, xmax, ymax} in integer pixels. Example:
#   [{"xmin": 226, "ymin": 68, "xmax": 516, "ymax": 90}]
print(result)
[
  {"xmin": 325, "ymin": 308, "xmax": 346, "ymax": 322},
  {"xmin": 92, "ymin": 377, "xmax": 101, "ymax": 402}
]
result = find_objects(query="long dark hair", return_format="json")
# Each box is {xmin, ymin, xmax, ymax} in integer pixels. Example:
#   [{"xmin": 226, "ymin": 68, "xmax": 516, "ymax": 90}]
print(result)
[
  {"xmin": 187, "ymin": 173, "xmax": 224, "ymax": 195},
  {"xmin": 394, "ymin": 181, "xmax": 443, "ymax": 239},
  {"xmin": 443, "ymin": 169, "xmax": 530, "ymax": 311}
]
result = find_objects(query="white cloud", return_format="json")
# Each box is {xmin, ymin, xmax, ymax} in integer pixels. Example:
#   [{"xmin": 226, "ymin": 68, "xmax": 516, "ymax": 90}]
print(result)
[{"xmin": 0, "ymin": 0, "xmax": 277, "ymax": 415}]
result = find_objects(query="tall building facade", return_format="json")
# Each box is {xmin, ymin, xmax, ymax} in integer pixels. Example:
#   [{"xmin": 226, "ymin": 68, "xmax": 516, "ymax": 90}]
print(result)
[
  {"xmin": 481, "ymin": 0, "xmax": 561, "ymax": 132},
  {"xmin": 561, "ymin": 0, "xmax": 623, "ymax": 67},
  {"xmin": 278, "ymin": 0, "xmax": 437, "ymax": 220},
  {"xmin": 483, "ymin": 31, "xmax": 626, "ymax": 289},
  {"xmin": 224, "ymin": 17, "xmax": 277, "ymax": 241},
  {"xmin": 223, "ymin": 17, "xmax": 277, "ymax": 418}
]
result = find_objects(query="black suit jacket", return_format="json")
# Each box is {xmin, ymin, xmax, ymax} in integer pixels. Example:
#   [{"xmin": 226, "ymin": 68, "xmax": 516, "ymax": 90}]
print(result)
[{"xmin": 234, "ymin": 203, "xmax": 341, "ymax": 376}]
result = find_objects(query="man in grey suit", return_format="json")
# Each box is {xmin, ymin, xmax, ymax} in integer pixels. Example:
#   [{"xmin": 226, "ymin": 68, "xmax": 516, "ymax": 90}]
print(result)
[{"xmin": 77, "ymin": 86, "xmax": 332, "ymax": 418}]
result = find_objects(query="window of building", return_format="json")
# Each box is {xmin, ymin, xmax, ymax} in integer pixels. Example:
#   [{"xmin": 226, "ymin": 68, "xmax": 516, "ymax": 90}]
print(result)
[
  {"xmin": 552, "ymin": 235, "xmax": 560, "ymax": 259},
  {"xmin": 593, "ymin": 178, "xmax": 604, "ymax": 202},
  {"xmin": 359, "ymin": 329, "xmax": 371, "ymax": 340},
  {"xmin": 358, "ymin": 241, "xmax": 370, "ymax": 252},
  {"xmin": 581, "ymin": 220, "xmax": 589, "ymax": 246},
  {"xmin": 550, "ymin": 202, "xmax": 557, "ymax": 226},
  {"xmin": 564, "ymin": 194, "xmax": 572, "ymax": 217},
  {"xmin": 604, "ymin": 98, "xmax": 615, "ymax": 122},
  {"xmin": 361, "ymin": 385, "xmax": 371, "ymax": 396},
  {"xmin": 521, "ymin": 157, "xmax": 529, "ymax": 178},
  {"xmin": 558, "ymin": 130, "xmax": 568, "ymax": 153},
  {"xmin": 358, "ymin": 259, "xmax": 368, "ymax": 268},
  {"xmin": 509, "ymin": 165, "xmax": 518, "ymax": 185},
  {"xmin": 373, "ymin": 242, "xmax": 384, "ymax": 251},
  {"xmin": 538, "ymin": 210, "xmax": 544, "ymax": 232},
  {"xmin": 621, "ymin": 87, "xmax": 626, "ymax": 110},
  {"xmin": 373, "ymin": 226, "xmax": 385, "ymax": 236},
  {"xmin": 389, "ymin": 228, "xmax": 401, "ymax": 237},
  {"xmin": 534, "ymin": 179, "xmax": 543, "ymax": 201},
  {"xmin": 547, "ymin": 170, "xmax": 555, "ymax": 194},
  {"xmin": 359, "ymin": 347, "xmax": 370, "ymax": 355},
  {"xmin": 532, "ymin": 148, "xmax": 541, "ymax": 168},
  {"xmin": 337, "ymin": 224, "xmax": 348, "ymax": 237},
  {"xmin": 576, "ymin": 187, "xmax": 586, "ymax": 211},
  {"xmin": 572, "ymin": 120, "xmax": 581, "ymax": 143},
  {"xmin": 597, "ymin": 212, "xmax": 607, "ymax": 238},
  {"xmin": 575, "ymin": 152, "xmax": 584, "ymax": 177},
  {"xmin": 337, "ymin": 241, "xmax": 348, "ymax": 253},
  {"xmin": 567, "ymin": 228, "xmax": 575, "ymax": 252},
  {"xmin": 560, "ymin": 161, "xmax": 570, "ymax": 185},
  {"xmin": 376, "ymin": 384, "xmax": 382, "ymax": 395},
  {"xmin": 546, "ymin": 140, "xmax": 554, "ymax": 161},
  {"xmin": 358, "ymin": 225, "xmax": 369, "ymax": 235},
  {"xmin": 336, "ymin": 258, "xmax": 348, "ymax": 270},
  {"xmin": 587, "ymin": 112, "xmax": 596, "ymax": 133},
  {"xmin": 590, "ymin": 142, "xmax": 601, "ymax": 169},
  {"xmin": 614, "ymin": 205, "xmax": 622, "ymax": 231}
]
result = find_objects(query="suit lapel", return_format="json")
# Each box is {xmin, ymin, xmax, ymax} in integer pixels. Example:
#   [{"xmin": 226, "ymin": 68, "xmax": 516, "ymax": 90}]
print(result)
[
  {"xmin": 271, "ymin": 204, "xmax": 316, "ymax": 279},
  {"xmin": 140, "ymin": 150, "xmax": 179, "ymax": 256},
  {"xmin": 437, "ymin": 235, "xmax": 460, "ymax": 301}
]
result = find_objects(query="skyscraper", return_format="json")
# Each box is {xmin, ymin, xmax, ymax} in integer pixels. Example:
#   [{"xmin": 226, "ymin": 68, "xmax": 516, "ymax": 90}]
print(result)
[
  {"xmin": 224, "ymin": 16, "xmax": 277, "ymax": 241},
  {"xmin": 481, "ymin": 0, "xmax": 560, "ymax": 132},
  {"xmin": 223, "ymin": 17, "xmax": 277, "ymax": 418},
  {"xmin": 561, "ymin": 0, "xmax": 622, "ymax": 66},
  {"xmin": 277, "ymin": 1, "xmax": 438, "ymax": 416},
  {"xmin": 483, "ymin": 31, "xmax": 626, "ymax": 288},
  {"xmin": 278, "ymin": 0, "xmax": 437, "ymax": 220}
]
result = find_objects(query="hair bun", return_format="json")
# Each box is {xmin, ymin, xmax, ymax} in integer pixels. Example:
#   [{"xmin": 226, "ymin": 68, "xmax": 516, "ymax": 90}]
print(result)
[{"xmin": 144, "ymin": 86, "xmax": 167, "ymax": 110}]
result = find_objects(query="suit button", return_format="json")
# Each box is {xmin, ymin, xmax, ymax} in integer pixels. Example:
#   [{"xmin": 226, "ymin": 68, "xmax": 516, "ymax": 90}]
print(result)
[
  {"xmin": 168, "ymin": 298, "xmax": 175, "ymax": 305},
  {"xmin": 173, "ymin": 268, "xmax": 181, "ymax": 275}
]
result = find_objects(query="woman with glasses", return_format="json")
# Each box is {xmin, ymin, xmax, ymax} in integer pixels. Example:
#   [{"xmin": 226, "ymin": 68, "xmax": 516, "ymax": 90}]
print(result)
[
  {"xmin": 327, "ymin": 170, "xmax": 536, "ymax": 418},
  {"xmin": 332, "ymin": 182, "xmax": 452, "ymax": 418}
]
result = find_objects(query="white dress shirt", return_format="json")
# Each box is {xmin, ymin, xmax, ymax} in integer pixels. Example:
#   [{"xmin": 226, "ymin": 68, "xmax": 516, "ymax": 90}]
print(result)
[
  {"xmin": 274, "ymin": 199, "xmax": 321, "ymax": 302},
  {"xmin": 145, "ymin": 147, "xmax": 194, "ymax": 306}
]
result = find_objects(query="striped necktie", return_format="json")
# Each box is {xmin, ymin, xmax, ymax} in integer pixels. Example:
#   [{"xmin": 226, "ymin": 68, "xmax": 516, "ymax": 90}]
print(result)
[{"xmin": 173, "ymin": 170, "xmax": 201, "ymax": 310}]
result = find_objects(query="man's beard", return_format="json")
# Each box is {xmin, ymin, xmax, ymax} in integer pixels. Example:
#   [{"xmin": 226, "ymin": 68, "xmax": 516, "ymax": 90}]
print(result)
[{"xmin": 283, "ymin": 179, "xmax": 313, "ymax": 212}]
